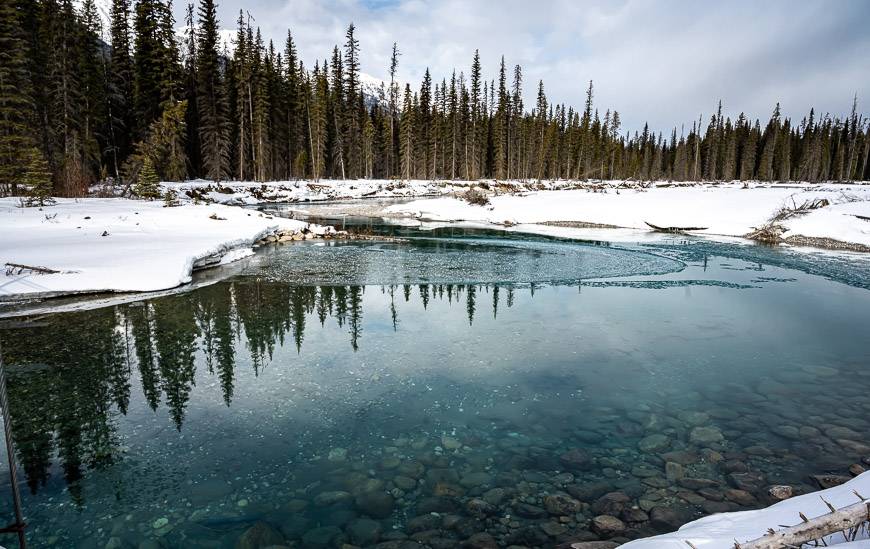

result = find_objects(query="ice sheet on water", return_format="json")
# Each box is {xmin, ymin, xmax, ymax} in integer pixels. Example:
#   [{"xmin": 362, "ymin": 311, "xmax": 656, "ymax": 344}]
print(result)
[{"xmin": 245, "ymin": 237, "xmax": 685, "ymax": 285}]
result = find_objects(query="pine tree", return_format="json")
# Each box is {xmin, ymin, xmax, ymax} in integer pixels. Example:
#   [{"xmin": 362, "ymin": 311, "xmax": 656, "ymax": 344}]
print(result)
[
  {"xmin": 195, "ymin": 0, "xmax": 230, "ymax": 181},
  {"xmin": 107, "ymin": 0, "xmax": 134, "ymax": 177},
  {"xmin": 24, "ymin": 147, "xmax": 54, "ymax": 206},
  {"xmin": 0, "ymin": 0, "xmax": 35, "ymax": 195},
  {"xmin": 134, "ymin": 156, "xmax": 161, "ymax": 198},
  {"xmin": 400, "ymin": 84, "xmax": 414, "ymax": 180}
]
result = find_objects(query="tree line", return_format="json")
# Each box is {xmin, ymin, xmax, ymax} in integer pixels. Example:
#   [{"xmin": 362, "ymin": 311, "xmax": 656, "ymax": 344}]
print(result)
[{"xmin": 1, "ymin": 0, "xmax": 869, "ymax": 199}]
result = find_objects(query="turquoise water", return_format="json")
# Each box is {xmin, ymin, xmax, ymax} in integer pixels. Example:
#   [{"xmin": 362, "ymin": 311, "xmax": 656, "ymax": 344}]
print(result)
[{"xmin": 1, "ymin": 230, "xmax": 870, "ymax": 549}]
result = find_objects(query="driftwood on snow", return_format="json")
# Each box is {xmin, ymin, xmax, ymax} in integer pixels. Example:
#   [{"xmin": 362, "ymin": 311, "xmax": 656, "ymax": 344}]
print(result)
[
  {"xmin": 5, "ymin": 263, "xmax": 60, "ymax": 276},
  {"xmin": 734, "ymin": 494, "xmax": 870, "ymax": 549},
  {"xmin": 644, "ymin": 221, "xmax": 708, "ymax": 233}
]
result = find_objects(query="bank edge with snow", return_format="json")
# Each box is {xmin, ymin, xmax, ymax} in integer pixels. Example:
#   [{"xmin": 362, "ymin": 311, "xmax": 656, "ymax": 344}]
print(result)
[{"xmin": 0, "ymin": 198, "xmax": 336, "ymax": 299}]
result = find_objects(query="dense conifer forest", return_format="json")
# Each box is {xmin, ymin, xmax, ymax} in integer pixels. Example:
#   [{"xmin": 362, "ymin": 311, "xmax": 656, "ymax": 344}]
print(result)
[{"xmin": 1, "ymin": 0, "xmax": 868, "ymax": 198}]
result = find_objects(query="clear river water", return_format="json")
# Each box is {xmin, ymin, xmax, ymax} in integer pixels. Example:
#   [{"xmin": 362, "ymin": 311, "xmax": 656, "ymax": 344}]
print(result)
[{"xmin": 1, "ymin": 221, "xmax": 869, "ymax": 549}]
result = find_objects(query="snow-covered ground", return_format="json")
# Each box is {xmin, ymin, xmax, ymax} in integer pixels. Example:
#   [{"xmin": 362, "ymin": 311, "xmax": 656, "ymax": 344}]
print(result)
[
  {"xmin": 160, "ymin": 178, "xmax": 580, "ymax": 205},
  {"xmin": 623, "ymin": 471, "xmax": 870, "ymax": 548},
  {"xmin": 0, "ymin": 198, "xmax": 332, "ymax": 298},
  {"xmin": 385, "ymin": 182, "xmax": 870, "ymax": 248}
]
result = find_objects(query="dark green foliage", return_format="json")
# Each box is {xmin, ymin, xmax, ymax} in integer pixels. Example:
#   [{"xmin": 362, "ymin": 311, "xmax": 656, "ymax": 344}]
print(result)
[
  {"xmin": 133, "ymin": 156, "xmax": 160, "ymax": 198},
  {"xmin": 24, "ymin": 147, "xmax": 54, "ymax": 206}
]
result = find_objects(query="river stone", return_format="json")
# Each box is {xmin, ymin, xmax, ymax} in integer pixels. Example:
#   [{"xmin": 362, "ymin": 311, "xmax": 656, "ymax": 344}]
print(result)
[
  {"xmin": 347, "ymin": 518, "xmax": 382, "ymax": 546},
  {"xmin": 394, "ymin": 475, "xmax": 417, "ymax": 491},
  {"xmin": 514, "ymin": 502, "xmax": 548, "ymax": 519},
  {"xmin": 689, "ymin": 426, "xmax": 724, "ymax": 445},
  {"xmin": 466, "ymin": 498, "xmax": 497, "ymax": 517},
  {"xmin": 728, "ymin": 472, "xmax": 766, "ymax": 492},
  {"xmin": 768, "ymin": 485, "xmax": 793, "ymax": 500},
  {"xmin": 838, "ymin": 439, "xmax": 870, "ymax": 454},
  {"xmin": 665, "ymin": 462, "xmax": 685, "ymax": 481},
  {"xmin": 621, "ymin": 507, "xmax": 650, "ymax": 523},
  {"xmin": 543, "ymin": 493, "xmax": 583, "ymax": 516},
  {"xmin": 441, "ymin": 435, "xmax": 462, "ymax": 450},
  {"xmin": 591, "ymin": 492, "xmax": 631, "ymax": 516},
  {"xmin": 825, "ymin": 426, "xmax": 861, "ymax": 439},
  {"xmin": 398, "ymin": 461, "xmax": 426, "ymax": 478},
  {"xmin": 483, "ymin": 487, "xmax": 508, "ymax": 505},
  {"xmin": 314, "ymin": 490, "xmax": 351, "ymax": 506},
  {"xmin": 591, "ymin": 515, "xmax": 625, "ymax": 536},
  {"xmin": 560, "ymin": 448, "xmax": 593, "ymax": 470},
  {"xmin": 638, "ymin": 434, "xmax": 670, "ymax": 453},
  {"xmin": 678, "ymin": 411, "xmax": 710, "ymax": 427},
  {"xmin": 678, "ymin": 477, "xmax": 718, "ymax": 490},
  {"xmin": 301, "ymin": 525, "xmax": 343, "ymax": 548},
  {"xmin": 407, "ymin": 514, "xmax": 441, "ymax": 533},
  {"xmin": 276, "ymin": 515, "xmax": 312, "ymax": 539},
  {"xmin": 724, "ymin": 489, "xmax": 757, "ymax": 506},
  {"xmin": 460, "ymin": 472, "xmax": 492, "ymax": 488},
  {"xmin": 772, "ymin": 425, "xmax": 801, "ymax": 440},
  {"xmin": 567, "ymin": 481, "xmax": 615, "ymax": 501},
  {"xmin": 327, "ymin": 447, "xmax": 347, "ymax": 462},
  {"xmin": 811, "ymin": 474, "xmax": 851, "ymax": 489},
  {"xmin": 799, "ymin": 426, "xmax": 822, "ymax": 438},
  {"xmin": 355, "ymin": 491, "xmax": 395, "ymax": 518},
  {"xmin": 235, "ymin": 522, "xmax": 284, "ymax": 549},
  {"xmin": 416, "ymin": 497, "xmax": 455, "ymax": 514},
  {"xmin": 463, "ymin": 532, "xmax": 498, "ymax": 548},
  {"xmin": 850, "ymin": 463, "xmax": 868, "ymax": 476},
  {"xmin": 541, "ymin": 521, "xmax": 569, "ymax": 537},
  {"xmin": 649, "ymin": 506, "xmax": 688, "ymax": 530},
  {"xmin": 564, "ymin": 543, "xmax": 619, "ymax": 549},
  {"xmin": 575, "ymin": 430, "xmax": 606, "ymax": 444},
  {"xmin": 660, "ymin": 450, "xmax": 698, "ymax": 465}
]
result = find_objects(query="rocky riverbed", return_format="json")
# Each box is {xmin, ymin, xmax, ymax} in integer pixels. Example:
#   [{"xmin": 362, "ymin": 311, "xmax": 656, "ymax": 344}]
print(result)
[{"xmin": 74, "ymin": 376, "xmax": 870, "ymax": 549}]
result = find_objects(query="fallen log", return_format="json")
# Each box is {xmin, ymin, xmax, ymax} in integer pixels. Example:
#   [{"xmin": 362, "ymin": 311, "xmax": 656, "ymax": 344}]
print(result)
[
  {"xmin": 5, "ymin": 263, "xmax": 60, "ymax": 275},
  {"xmin": 644, "ymin": 221, "xmax": 708, "ymax": 233},
  {"xmin": 735, "ymin": 496, "xmax": 870, "ymax": 549}
]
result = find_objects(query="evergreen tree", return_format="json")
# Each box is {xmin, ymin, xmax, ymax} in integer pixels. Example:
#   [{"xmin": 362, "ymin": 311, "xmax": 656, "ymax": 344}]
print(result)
[
  {"xmin": 195, "ymin": 0, "xmax": 230, "ymax": 181},
  {"xmin": 133, "ymin": 156, "xmax": 161, "ymax": 198},
  {"xmin": 0, "ymin": 0, "xmax": 35, "ymax": 195},
  {"xmin": 24, "ymin": 147, "xmax": 54, "ymax": 206}
]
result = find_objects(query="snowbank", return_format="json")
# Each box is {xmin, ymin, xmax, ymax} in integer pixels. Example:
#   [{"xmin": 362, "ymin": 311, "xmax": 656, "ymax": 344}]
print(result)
[
  {"xmin": 159, "ymin": 178, "xmax": 582, "ymax": 205},
  {"xmin": 385, "ymin": 183, "xmax": 870, "ymax": 248},
  {"xmin": 0, "ymin": 198, "xmax": 330, "ymax": 298},
  {"xmin": 622, "ymin": 471, "xmax": 870, "ymax": 548}
]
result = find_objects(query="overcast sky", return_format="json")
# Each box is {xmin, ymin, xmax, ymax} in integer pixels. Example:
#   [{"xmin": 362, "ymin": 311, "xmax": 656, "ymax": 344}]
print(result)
[{"xmin": 185, "ymin": 0, "xmax": 870, "ymax": 134}]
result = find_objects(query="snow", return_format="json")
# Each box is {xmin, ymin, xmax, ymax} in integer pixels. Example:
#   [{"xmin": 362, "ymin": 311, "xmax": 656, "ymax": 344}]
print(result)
[
  {"xmin": 385, "ymin": 182, "xmax": 870, "ymax": 248},
  {"xmin": 0, "ymin": 198, "xmax": 329, "ymax": 298},
  {"xmin": 163, "ymin": 178, "xmax": 462, "ymax": 205},
  {"xmin": 622, "ymin": 471, "xmax": 870, "ymax": 548}
]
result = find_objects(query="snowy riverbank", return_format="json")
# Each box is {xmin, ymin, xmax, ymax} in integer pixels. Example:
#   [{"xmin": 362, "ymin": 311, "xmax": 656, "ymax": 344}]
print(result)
[
  {"xmin": 383, "ymin": 182, "xmax": 870, "ymax": 251},
  {"xmin": 0, "ymin": 198, "xmax": 335, "ymax": 298},
  {"xmin": 621, "ymin": 471, "xmax": 870, "ymax": 548}
]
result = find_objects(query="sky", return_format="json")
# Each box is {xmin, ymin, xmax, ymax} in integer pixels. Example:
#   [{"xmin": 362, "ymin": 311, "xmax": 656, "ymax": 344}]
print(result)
[{"xmin": 174, "ymin": 0, "xmax": 870, "ymax": 135}]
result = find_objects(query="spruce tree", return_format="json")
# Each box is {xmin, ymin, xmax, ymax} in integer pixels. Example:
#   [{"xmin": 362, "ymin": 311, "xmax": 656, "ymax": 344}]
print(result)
[
  {"xmin": 134, "ymin": 156, "xmax": 161, "ymax": 198},
  {"xmin": 196, "ymin": 0, "xmax": 230, "ymax": 181},
  {"xmin": 0, "ymin": 0, "xmax": 35, "ymax": 195},
  {"xmin": 108, "ymin": 0, "xmax": 134, "ymax": 176},
  {"xmin": 24, "ymin": 147, "xmax": 54, "ymax": 206}
]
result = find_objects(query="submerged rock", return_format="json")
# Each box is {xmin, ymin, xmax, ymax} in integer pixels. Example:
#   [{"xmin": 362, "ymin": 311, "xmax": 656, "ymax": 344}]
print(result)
[
  {"xmin": 347, "ymin": 518, "xmax": 382, "ymax": 546},
  {"xmin": 354, "ymin": 491, "xmax": 395, "ymax": 519},
  {"xmin": 543, "ymin": 493, "xmax": 583, "ymax": 516},
  {"xmin": 235, "ymin": 521, "xmax": 284, "ymax": 549},
  {"xmin": 689, "ymin": 426, "xmax": 724, "ymax": 445},
  {"xmin": 637, "ymin": 434, "xmax": 670, "ymax": 453},
  {"xmin": 560, "ymin": 448, "xmax": 593, "ymax": 470},
  {"xmin": 591, "ymin": 515, "xmax": 625, "ymax": 536}
]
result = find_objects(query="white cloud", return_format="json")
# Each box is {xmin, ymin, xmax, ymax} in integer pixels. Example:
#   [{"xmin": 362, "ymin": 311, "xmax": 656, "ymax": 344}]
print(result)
[{"xmin": 184, "ymin": 0, "xmax": 869, "ymax": 133}]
